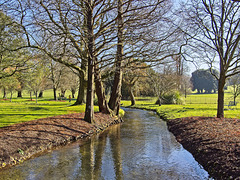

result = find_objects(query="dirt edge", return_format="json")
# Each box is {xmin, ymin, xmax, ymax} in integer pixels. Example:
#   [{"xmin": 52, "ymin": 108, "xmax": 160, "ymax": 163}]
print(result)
[{"xmin": 167, "ymin": 117, "xmax": 240, "ymax": 180}]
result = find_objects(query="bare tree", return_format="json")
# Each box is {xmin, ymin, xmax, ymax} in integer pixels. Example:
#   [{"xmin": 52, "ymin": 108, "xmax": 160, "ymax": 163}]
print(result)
[
  {"xmin": 2, "ymin": 0, "xmax": 183, "ymax": 122},
  {"xmin": 147, "ymin": 65, "xmax": 179, "ymax": 106},
  {"xmin": 180, "ymin": 0, "xmax": 240, "ymax": 118},
  {"xmin": 3, "ymin": 0, "xmax": 119, "ymax": 123},
  {"xmin": 228, "ymin": 73, "xmax": 240, "ymax": 105},
  {"xmin": 122, "ymin": 61, "xmax": 148, "ymax": 106}
]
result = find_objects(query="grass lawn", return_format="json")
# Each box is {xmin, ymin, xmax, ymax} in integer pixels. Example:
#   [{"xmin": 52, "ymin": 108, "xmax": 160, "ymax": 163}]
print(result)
[
  {"xmin": 0, "ymin": 90, "xmax": 92, "ymax": 128},
  {"xmin": 0, "ymin": 89, "xmax": 239, "ymax": 127},
  {"xmin": 121, "ymin": 92, "xmax": 240, "ymax": 120}
]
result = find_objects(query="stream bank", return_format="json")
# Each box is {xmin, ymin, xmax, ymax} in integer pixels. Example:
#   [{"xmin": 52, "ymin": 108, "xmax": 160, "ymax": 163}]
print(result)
[
  {"xmin": 0, "ymin": 108, "xmax": 210, "ymax": 179},
  {"xmin": 167, "ymin": 117, "xmax": 240, "ymax": 179},
  {"xmin": 0, "ymin": 112, "xmax": 122, "ymax": 169}
]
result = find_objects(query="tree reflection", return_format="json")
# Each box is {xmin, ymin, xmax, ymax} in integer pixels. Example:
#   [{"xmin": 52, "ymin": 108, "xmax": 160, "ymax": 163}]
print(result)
[
  {"xmin": 109, "ymin": 125, "xmax": 123, "ymax": 180},
  {"xmin": 79, "ymin": 124, "xmax": 123, "ymax": 179}
]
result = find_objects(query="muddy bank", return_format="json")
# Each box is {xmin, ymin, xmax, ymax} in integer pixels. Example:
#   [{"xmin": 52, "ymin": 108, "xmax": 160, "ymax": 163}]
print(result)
[
  {"xmin": 167, "ymin": 117, "xmax": 240, "ymax": 179},
  {"xmin": 0, "ymin": 113, "xmax": 122, "ymax": 169}
]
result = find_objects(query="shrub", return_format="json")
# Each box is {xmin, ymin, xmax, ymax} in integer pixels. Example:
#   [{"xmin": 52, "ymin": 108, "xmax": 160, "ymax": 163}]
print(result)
[{"xmin": 155, "ymin": 91, "xmax": 183, "ymax": 105}]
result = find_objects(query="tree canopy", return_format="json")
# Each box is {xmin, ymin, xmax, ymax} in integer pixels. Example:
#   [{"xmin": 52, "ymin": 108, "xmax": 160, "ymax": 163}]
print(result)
[{"xmin": 191, "ymin": 69, "xmax": 218, "ymax": 94}]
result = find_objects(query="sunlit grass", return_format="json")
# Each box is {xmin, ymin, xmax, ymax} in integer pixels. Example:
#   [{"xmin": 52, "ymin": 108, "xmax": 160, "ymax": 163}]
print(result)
[
  {"xmin": 1, "ymin": 89, "xmax": 239, "ymax": 127},
  {"xmin": 121, "ymin": 93, "xmax": 240, "ymax": 119},
  {"xmin": 0, "ymin": 89, "xmax": 97, "ymax": 128}
]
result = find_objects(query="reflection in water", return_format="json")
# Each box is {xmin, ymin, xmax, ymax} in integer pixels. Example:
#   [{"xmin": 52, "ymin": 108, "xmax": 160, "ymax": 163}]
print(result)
[
  {"xmin": 79, "ymin": 125, "xmax": 123, "ymax": 180},
  {"xmin": 0, "ymin": 108, "xmax": 211, "ymax": 180}
]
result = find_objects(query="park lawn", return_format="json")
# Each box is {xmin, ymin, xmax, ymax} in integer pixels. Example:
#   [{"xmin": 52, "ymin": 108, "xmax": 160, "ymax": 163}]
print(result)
[
  {"xmin": 0, "ymin": 90, "xmax": 95, "ymax": 128},
  {"xmin": 0, "ymin": 100, "xmax": 92, "ymax": 128},
  {"xmin": 121, "ymin": 93, "xmax": 240, "ymax": 120},
  {"xmin": 0, "ymin": 89, "xmax": 125, "ymax": 128},
  {"xmin": 0, "ymin": 90, "xmax": 239, "ymax": 127}
]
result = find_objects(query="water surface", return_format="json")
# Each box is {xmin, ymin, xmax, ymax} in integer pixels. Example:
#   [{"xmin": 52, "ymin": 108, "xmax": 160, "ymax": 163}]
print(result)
[{"xmin": 0, "ymin": 108, "xmax": 211, "ymax": 179}]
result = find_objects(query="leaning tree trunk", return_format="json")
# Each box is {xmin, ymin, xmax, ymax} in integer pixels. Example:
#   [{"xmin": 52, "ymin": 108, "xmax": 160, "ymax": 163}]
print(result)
[
  {"xmin": 108, "ymin": 0, "xmax": 123, "ymax": 116},
  {"xmin": 95, "ymin": 67, "xmax": 112, "ymax": 114},
  {"xmin": 129, "ymin": 86, "xmax": 135, "ymax": 106},
  {"xmin": 156, "ymin": 97, "xmax": 162, "ymax": 106},
  {"xmin": 84, "ymin": 0, "xmax": 95, "ymax": 123},
  {"xmin": 217, "ymin": 71, "xmax": 226, "ymax": 118},
  {"xmin": 233, "ymin": 95, "xmax": 237, "ymax": 106}
]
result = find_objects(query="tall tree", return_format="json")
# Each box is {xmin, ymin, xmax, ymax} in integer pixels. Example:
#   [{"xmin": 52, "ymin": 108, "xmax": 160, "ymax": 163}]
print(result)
[
  {"xmin": 3, "ymin": 0, "xmax": 182, "ymax": 122},
  {"xmin": 180, "ymin": 0, "xmax": 240, "ymax": 118},
  {"xmin": 108, "ymin": 0, "xmax": 124, "ymax": 115},
  {"xmin": 3, "ymin": 0, "xmax": 118, "ymax": 123}
]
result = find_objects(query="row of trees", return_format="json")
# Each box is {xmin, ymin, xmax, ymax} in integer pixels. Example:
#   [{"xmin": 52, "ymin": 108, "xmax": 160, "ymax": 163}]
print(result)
[
  {"xmin": 1, "ymin": 0, "xmax": 182, "ymax": 123},
  {"xmin": 1, "ymin": 0, "xmax": 240, "ymax": 119},
  {"xmin": 0, "ymin": 56, "xmax": 79, "ymax": 103}
]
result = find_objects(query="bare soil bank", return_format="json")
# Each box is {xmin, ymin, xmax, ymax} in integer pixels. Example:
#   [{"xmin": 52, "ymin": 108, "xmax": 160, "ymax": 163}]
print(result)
[
  {"xmin": 0, "ymin": 113, "xmax": 122, "ymax": 169},
  {"xmin": 167, "ymin": 117, "xmax": 240, "ymax": 180}
]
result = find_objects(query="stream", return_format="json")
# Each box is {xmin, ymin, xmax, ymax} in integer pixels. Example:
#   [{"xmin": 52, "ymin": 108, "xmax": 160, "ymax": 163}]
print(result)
[{"xmin": 0, "ymin": 108, "xmax": 211, "ymax": 180}]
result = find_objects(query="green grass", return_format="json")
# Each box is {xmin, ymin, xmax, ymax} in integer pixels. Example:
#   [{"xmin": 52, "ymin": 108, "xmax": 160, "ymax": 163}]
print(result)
[
  {"xmin": 1, "ymin": 89, "xmax": 239, "ymax": 127},
  {"xmin": 0, "ymin": 89, "xmax": 93, "ymax": 128},
  {"xmin": 121, "ymin": 93, "xmax": 240, "ymax": 120},
  {"xmin": 0, "ymin": 89, "xmax": 126, "ymax": 128}
]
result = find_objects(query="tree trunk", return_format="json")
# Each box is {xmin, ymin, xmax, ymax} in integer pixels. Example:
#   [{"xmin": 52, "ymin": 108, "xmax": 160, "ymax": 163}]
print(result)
[
  {"xmin": 84, "ymin": 58, "xmax": 95, "ymax": 123},
  {"xmin": 95, "ymin": 67, "xmax": 111, "ymax": 114},
  {"xmin": 129, "ymin": 86, "xmax": 135, "ymax": 106},
  {"xmin": 30, "ymin": 92, "xmax": 32, "ymax": 101},
  {"xmin": 156, "ymin": 97, "xmax": 162, "ymax": 106},
  {"xmin": 17, "ymin": 90, "xmax": 22, "ymax": 98},
  {"xmin": 74, "ymin": 72, "xmax": 85, "ymax": 105},
  {"xmin": 38, "ymin": 91, "xmax": 43, "ymax": 98},
  {"xmin": 10, "ymin": 91, "xmax": 13, "ymax": 102},
  {"xmin": 108, "ymin": 0, "xmax": 123, "ymax": 116},
  {"xmin": 53, "ymin": 87, "xmax": 57, "ymax": 100},
  {"xmin": 35, "ymin": 91, "xmax": 38, "ymax": 104},
  {"xmin": 71, "ymin": 89, "xmax": 75, "ymax": 99},
  {"xmin": 217, "ymin": 73, "xmax": 226, "ymax": 118},
  {"xmin": 84, "ymin": 0, "xmax": 95, "ymax": 123},
  {"xmin": 3, "ymin": 88, "xmax": 7, "ymax": 99},
  {"xmin": 61, "ymin": 90, "xmax": 66, "ymax": 98}
]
